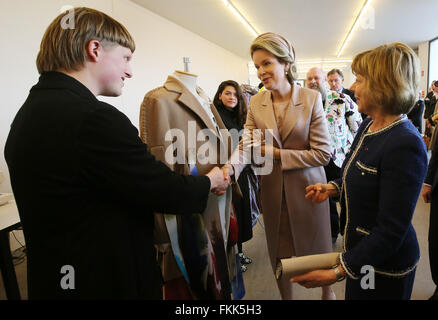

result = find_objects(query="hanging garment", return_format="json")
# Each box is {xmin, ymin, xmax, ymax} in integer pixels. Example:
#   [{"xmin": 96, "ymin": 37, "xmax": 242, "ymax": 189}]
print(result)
[{"xmin": 140, "ymin": 75, "xmax": 243, "ymax": 300}]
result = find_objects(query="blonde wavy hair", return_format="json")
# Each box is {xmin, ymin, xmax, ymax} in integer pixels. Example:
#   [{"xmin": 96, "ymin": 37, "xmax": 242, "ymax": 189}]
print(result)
[
  {"xmin": 250, "ymin": 32, "xmax": 298, "ymax": 85},
  {"xmin": 36, "ymin": 7, "xmax": 135, "ymax": 74},
  {"xmin": 351, "ymin": 42, "xmax": 420, "ymax": 115}
]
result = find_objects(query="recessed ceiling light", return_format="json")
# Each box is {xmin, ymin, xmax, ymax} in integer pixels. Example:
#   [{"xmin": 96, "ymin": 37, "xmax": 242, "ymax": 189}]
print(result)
[
  {"xmin": 337, "ymin": 0, "xmax": 374, "ymax": 57},
  {"xmin": 297, "ymin": 59, "xmax": 353, "ymax": 64},
  {"xmin": 221, "ymin": 0, "xmax": 258, "ymax": 38}
]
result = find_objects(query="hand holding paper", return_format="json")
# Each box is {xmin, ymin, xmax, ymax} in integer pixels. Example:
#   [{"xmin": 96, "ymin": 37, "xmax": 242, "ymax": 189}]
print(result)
[
  {"xmin": 276, "ymin": 252, "xmax": 343, "ymax": 288},
  {"xmin": 291, "ymin": 269, "xmax": 339, "ymax": 288}
]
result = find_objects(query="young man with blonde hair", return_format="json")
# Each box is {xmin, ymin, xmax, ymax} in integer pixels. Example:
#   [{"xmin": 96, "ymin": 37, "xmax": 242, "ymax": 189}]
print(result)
[{"xmin": 4, "ymin": 7, "xmax": 229, "ymax": 299}]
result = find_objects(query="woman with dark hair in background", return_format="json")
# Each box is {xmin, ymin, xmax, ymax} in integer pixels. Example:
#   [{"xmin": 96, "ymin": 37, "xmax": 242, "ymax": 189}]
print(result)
[{"xmin": 214, "ymin": 80, "xmax": 255, "ymax": 272}]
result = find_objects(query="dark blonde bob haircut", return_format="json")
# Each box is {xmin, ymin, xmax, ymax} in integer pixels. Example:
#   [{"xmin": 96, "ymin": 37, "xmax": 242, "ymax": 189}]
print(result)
[
  {"xmin": 36, "ymin": 7, "xmax": 135, "ymax": 74},
  {"xmin": 351, "ymin": 42, "xmax": 420, "ymax": 115}
]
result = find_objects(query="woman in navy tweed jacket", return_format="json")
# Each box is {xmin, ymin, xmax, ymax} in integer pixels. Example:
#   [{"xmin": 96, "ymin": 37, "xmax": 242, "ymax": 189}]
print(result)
[{"xmin": 292, "ymin": 42, "xmax": 427, "ymax": 300}]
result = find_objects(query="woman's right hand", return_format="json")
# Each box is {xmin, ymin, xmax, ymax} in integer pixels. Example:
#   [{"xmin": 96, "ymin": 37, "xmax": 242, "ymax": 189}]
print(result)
[{"xmin": 305, "ymin": 183, "xmax": 336, "ymax": 203}]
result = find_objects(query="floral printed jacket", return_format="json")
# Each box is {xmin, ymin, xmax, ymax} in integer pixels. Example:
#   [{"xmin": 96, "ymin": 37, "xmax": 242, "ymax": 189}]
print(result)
[{"xmin": 325, "ymin": 91, "xmax": 363, "ymax": 167}]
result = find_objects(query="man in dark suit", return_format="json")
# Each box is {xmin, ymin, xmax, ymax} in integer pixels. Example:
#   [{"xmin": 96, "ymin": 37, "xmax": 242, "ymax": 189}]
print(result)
[
  {"xmin": 328, "ymin": 69, "xmax": 367, "ymax": 120},
  {"xmin": 424, "ymin": 81, "xmax": 438, "ymax": 143},
  {"xmin": 422, "ymin": 134, "xmax": 438, "ymax": 300},
  {"xmin": 407, "ymin": 94, "xmax": 425, "ymax": 133},
  {"xmin": 4, "ymin": 7, "xmax": 230, "ymax": 299},
  {"xmin": 327, "ymin": 69, "xmax": 355, "ymax": 101},
  {"xmin": 341, "ymin": 87, "xmax": 357, "ymax": 103},
  {"xmin": 424, "ymin": 81, "xmax": 438, "ymax": 120}
]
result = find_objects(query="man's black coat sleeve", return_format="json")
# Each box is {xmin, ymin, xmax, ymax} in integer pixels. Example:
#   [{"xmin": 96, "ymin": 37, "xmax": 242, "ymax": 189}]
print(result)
[{"xmin": 77, "ymin": 103, "xmax": 210, "ymax": 214}]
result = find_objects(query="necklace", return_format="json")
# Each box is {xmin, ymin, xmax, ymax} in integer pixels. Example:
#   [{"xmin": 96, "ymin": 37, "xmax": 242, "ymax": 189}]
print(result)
[{"xmin": 368, "ymin": 115, "xmax": 403, "ymax": 133}]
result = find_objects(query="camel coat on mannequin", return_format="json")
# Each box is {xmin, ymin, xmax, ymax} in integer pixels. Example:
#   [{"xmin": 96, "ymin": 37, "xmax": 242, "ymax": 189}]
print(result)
[
  {"xmin": 231, "ymin": 84, "xmax": 333, "ymax": 272},
  {"xmin": 139, "ymin": 75, "xmax": 240, "ymax": 299}
]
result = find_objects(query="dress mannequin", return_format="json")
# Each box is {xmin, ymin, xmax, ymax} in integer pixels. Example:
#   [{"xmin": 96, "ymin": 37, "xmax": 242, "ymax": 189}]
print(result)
[
  {"xmin": 139, "ymin": 72, "xmax": 242, "ymax": 300},
  {"xmin": 172, "ymin": 70, "xmax": 197, "ymax": 93},
  {"xmin": 171, "ymin": 70, "xmax": 220, "ymax": 135}
]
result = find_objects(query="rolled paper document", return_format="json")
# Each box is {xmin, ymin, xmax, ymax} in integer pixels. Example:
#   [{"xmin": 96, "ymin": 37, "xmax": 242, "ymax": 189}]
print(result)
[{"xmin": 276, "ymin": 252, "xmax": 341, "ymax": 280}]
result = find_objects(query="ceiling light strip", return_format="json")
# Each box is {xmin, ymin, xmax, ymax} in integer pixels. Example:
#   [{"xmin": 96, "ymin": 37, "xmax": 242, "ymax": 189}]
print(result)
[
  {"xmin": 299, "ymin": 65, "xmax": 348, "ymax": 71},
  {"xmin": 337, "ymin": 0, "xmax": 373, "ymax": 57},
  {"xmin": 221, "ymin": 0, "xmax": 258, "ymax": 37},
  {"xmin": 297, "ymin": 59, "xmax": 353, "ymax": 64}
]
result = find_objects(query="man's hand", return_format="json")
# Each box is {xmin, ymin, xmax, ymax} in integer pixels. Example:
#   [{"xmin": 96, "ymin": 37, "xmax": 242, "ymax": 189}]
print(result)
[
  {"xmin": 206, "ymin": 166, "xmax": 231, "ymax": 196},
  {"xmin": 422, "ymin": 184, "xmax": 432, "ymax": 203}
]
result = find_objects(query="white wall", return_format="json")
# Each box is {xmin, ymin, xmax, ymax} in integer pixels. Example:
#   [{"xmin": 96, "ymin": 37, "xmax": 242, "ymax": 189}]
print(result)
[
  {"xmin": 428, "ymin": 39, "xmax": 438, "ymax": 89},
  {"xmin": 0, "ymin": 0, "xmax": 248, "ymax": 193},
  {"xmin": 418, "ymin": 41, "xmax": 430, "ymax": 97}
]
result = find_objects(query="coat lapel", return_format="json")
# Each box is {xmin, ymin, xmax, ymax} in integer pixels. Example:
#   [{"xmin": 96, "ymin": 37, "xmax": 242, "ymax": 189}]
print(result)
[
  {"xmin": 280, "ymin": 83, "xmax": 304, "ymax": 142},
  {"xmin": 164, "ymin": 76, "xmax": 221, "ymax": 141},
  {"xmin": 260, "ymin": 92, "xmax": 282, "ymax": 148}
]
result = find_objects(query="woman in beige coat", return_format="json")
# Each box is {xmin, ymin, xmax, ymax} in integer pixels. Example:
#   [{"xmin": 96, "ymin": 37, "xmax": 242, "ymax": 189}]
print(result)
[{"xmin": 225, "ymin": 32, "xmax": 335, "ymax": 300}]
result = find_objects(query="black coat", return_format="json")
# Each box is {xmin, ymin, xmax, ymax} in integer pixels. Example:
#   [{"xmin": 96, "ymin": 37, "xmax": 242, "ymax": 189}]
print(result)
[
  {"xmin": 424, "ymin": 130, "xmax": 438, "ymax": 286},
  {"xmin": 216, "ymin": 105, "xmax": 253, "ymax": 243},
  {"xmin": 424, "ymin": 92, "xmax": 437, "ymax": 119},
  {"xmin": 4, "ymin": 72, "xmax": 210, "ymax": 299},
  {"xmin": 342, "ymin": 87, "xmax": 368, "ymax": 120},
  {"xmin": 342, "ymin": 88, "xmax": 357, "ymax": 103},
  {"xmin": 407, "ymin": 99, "xmax": 424, "ymax": 133}
]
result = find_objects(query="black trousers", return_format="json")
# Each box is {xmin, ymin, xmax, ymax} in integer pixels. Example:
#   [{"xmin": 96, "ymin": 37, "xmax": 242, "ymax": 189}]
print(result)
[
  {"xmin": 324, "ymin": 159, "xmax": 341, "ymax": 238},
  {"xmin": 235, "ymin": 167, "xmax": 253, "ymax": 253},
  {"xmin": 430, "ymin": 200, "xmax": 438, "ymax": 287}
]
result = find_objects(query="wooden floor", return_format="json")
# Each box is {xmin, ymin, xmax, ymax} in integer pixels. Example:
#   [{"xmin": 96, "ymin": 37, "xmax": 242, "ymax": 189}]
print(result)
[{"xmin": 0, "ymin": 194, "xmax": 435, "ymax": 300}]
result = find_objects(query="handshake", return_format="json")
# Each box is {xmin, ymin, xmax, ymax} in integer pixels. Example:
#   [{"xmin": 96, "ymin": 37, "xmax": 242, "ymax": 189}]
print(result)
[{"xmin": 206, "ymin": 164, "xmax": 234, "ymax": 196}]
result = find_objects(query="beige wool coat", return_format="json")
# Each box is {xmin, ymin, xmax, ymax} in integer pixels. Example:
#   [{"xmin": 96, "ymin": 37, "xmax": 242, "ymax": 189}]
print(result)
[
  {"xmin": 231, "ymin": 84, "xmax": 333, "ymax": 272},
  {"xmin": 139, "ymin": 76, "xmax": 238, "ymax": 296}
]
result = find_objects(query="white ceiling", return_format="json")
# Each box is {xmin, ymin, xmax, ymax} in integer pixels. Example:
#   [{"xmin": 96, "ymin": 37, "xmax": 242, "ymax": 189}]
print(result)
[{"xmin": 131, "ymin": 0, "xmax": 438, "ymax": 61}]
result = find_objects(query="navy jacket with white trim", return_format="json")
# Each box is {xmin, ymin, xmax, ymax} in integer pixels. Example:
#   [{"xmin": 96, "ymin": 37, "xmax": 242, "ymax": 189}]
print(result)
[{"xmin": 332, "ymin": 116, "xmax": 427, "ymax": 279}]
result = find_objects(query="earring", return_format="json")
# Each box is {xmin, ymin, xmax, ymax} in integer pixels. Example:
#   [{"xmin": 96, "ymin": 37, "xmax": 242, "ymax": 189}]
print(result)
[{"xmin": 285, "ymin": 70, "xmax": 289, "ymax": 76}]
